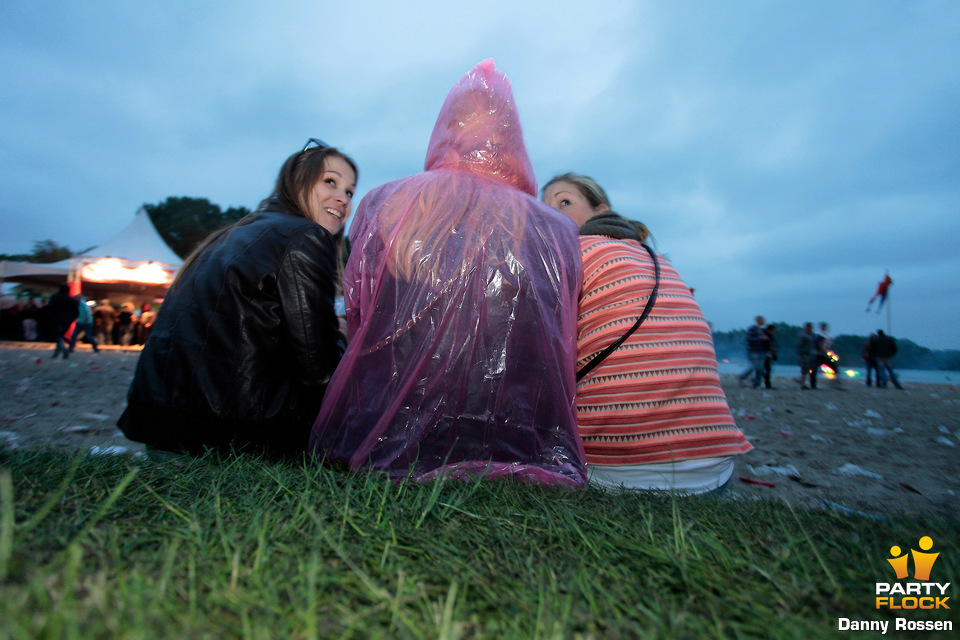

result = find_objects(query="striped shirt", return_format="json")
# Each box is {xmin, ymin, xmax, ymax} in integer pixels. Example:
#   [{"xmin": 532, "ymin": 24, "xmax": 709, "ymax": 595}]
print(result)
[{"xmin": 576, "ymin": 236, "xmax": 753, "ymax": 466}]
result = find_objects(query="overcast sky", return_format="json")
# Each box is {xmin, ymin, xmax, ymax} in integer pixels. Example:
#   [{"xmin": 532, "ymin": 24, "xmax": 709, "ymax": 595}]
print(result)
[{"xmin": 2, "ymin": 1, "xmax": 958, "ymax": 349}]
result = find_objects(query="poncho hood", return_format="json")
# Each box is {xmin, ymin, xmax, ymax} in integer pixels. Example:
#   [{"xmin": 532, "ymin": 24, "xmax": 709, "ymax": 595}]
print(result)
[{"xmin": 424, "ymin": 59, "xmax": 538, "ymax": 197}]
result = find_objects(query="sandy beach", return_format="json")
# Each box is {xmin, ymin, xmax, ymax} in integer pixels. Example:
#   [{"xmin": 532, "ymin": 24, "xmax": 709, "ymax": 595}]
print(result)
[{"xmin": 1, "ymin": 342, "xmax": 957, "ymax": 520}]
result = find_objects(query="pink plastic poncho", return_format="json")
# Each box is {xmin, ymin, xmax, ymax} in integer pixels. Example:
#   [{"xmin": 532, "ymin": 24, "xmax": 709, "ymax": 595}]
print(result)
[{"xmin": 309, "ymin": 60, "xmax": 586, "ymax": 486}]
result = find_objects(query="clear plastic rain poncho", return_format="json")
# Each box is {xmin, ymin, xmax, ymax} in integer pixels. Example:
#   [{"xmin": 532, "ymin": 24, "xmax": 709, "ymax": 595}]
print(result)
[{"xmin": 309, "ymin": 60, "xmax": 587, "ymax": 486}]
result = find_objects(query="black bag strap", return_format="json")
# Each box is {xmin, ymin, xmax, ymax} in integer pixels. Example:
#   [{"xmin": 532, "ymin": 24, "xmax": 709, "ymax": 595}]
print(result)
[{"xmin": 576, "ymin": 243, "xmax": 660, "ymax": 382}]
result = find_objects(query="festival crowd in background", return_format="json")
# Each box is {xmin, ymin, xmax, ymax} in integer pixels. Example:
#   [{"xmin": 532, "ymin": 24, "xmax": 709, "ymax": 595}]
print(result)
[{"xmin": 0, "ymin": 295, "xmax": 157, "ymax": 349}]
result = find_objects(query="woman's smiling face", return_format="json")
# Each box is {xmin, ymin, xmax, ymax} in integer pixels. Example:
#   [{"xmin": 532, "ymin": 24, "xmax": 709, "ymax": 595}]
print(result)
[{"xmin": 306, "ymin": 155, "xmax": 357, "ymax": 235}]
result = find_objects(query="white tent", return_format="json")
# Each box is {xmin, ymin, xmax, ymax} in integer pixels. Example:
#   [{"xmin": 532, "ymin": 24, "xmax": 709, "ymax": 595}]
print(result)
[
  {"xmin": 1, "ymin": 209, "xmax": 182, "ymax": 297},
  {"xmin": 0, "ymin": 260, "xmax": 69, "ymax": 282},
  {"xmin": 61, "ymin": 208, "xmax": 182, "ymax": 288},
  {"xmin": 70, "ymin": 207, "xmax": 183, "ymax": 268}
]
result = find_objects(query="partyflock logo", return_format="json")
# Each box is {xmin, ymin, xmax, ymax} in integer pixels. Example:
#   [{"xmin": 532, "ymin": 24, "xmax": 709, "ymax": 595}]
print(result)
[
  {"xmin": 876, "ymin": 536, "xmax": 949, "ymax": 610},
  {"xmin": 840, "ymin": 536, "xmax": 952, "ymax": 634}
]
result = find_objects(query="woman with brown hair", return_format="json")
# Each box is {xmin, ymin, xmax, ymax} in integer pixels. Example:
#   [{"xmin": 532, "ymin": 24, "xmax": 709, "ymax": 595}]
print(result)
[
  {"xmin": 119, "ymin": 140, "xmax": 357, "ymax": 459},
  {"xmin": 542, "ymin": 173, "xmax": 752, "ymax": 494}
]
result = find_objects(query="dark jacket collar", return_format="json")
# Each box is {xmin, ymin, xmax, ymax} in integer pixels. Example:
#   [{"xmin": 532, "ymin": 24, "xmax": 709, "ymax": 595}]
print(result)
[{"xmin": 579, "ymin": 211, "xmax": 640, "ymax": 242}]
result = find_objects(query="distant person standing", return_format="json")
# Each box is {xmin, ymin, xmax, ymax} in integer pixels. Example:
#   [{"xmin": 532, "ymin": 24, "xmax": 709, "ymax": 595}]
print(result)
[
  {"xmin": 762, "ymin": 324, "xmax": 778, "ymax": 389},
  {"xmin": 796, "ymin": 322, "xmax": 817, "ymax": 389},
  {"xmin": 137, "ymin": 303, "xmax": 157, "ymax": 345},
  {"xmin": 48, "ymin": 284, "xmax": 79, "ymax": 359},
  {"xmin": 0, "ymin": 301, "xmax": 19, "ymax": 340},
  {"xmin": 738, "ymin": 315, "xmax": 768, "ymax": 388},
  {"xmin": 861, "ymin": 333, "xmax": 878, "ymax": 387},
  {"xmin": 872, "ymin": 330, "xmax": 903, "ymax": 389},
  {"xmin": 21, "ymin": 299, "xmax": 40, "ymax": 341},
  {"xmin": 68, "ymin": 294, "xmax": 100, "ymax": 353},
  {"xmin": 116, "ymin": 302, "xmax": 138, "ymax": 346},
  {"xmin": 93, "ymin": 299, "xmax": 116, "ymax": 345}
]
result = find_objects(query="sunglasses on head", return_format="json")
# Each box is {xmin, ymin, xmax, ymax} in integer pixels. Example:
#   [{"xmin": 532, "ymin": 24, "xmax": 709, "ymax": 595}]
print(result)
[
  {"xmin": 297, "ymin": 138, "xmax": 330, "ymax": 164},
  {"xmin": 301, "ymin": 138, "xmax": 329, "ymax": 153}
]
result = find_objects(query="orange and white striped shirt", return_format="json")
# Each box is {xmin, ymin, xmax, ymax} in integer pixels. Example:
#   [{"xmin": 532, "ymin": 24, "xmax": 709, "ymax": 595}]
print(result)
[{"xmin": 576, "ymin": 235, "xmax": 753, "ymax": 467}]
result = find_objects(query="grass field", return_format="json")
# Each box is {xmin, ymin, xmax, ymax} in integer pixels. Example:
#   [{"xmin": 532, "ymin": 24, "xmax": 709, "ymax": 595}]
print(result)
[{"xmin": 1, "ymin": 447, "xmax": 956, "ymax": 639}]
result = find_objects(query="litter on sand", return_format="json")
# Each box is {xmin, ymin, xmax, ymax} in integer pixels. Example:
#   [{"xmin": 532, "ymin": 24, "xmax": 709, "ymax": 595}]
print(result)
[
  {"xmin": 899, "ymin": 482, "xmax": 923, "ymax": 495},
  {"xmin": 821, "ymin": 500, "xmax": 885, "ymax": 521},
  {"xmin": 88, "ymin": 445, "xmax": 129, "ymax": 456},
  {"xmin": 748, "ymin": 463, "xmax": 800, "ymax": 478},
  {"xmin": 739, "ymin": 476, "xmax": 776, "ymax": 488},
  {"xmin": 788, "ymin": 474, "xmax": 820, "ymax": 488},
  {"xmin": 833, "ymin": 463, "xmax": 883, "ymax": 480},
  {"xmin": 0, "ymin": 431, "xmax": 22, "ymax": 449},
  {"xmin": 60, "ymin": 425, "xmax": 93, "ymax": 433}
]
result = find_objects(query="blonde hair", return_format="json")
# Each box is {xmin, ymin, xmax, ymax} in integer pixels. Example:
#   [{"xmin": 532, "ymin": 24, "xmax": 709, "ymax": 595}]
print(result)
[{"xmin": 377, "ymin": 177, "xmax": 524, "ymax": 284}]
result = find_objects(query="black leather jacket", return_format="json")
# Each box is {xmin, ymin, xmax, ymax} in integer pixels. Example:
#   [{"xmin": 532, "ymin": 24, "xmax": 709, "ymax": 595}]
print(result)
[{"xmin": 118, "ymin": 210, "xmax": 346, "ymax": 457}]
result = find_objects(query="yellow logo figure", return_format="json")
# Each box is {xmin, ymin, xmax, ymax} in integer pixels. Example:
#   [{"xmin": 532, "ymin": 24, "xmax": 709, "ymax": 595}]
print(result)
[
  {"xmin": 887, "ymin": 546, "xmax": 910, "ymax": 580},
  {"xmin": 912, "ymin": 536, "xmax": 939, "ymax": 581},
  {"xmin": 888, "ymin": 537, "xmax": 940, "ymax": 580}
]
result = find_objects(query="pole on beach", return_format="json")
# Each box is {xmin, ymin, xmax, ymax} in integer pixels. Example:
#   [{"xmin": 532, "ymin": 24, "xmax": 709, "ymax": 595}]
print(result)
[{"xmin": 886, "ymin": 288, "xmax": 892, "ymax": 334}]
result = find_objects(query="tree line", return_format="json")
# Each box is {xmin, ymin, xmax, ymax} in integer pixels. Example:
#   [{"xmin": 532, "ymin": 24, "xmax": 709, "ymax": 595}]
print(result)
[
  {"xmin": 0, "ymin": 240, "xmax": 75, "ymax": 263},
  {"xmin": 142, "ymin": 197, "xmax": 251, "ymax": 259},
  {"xmin": 712, "ymin": 322, "xmax": 960, "ymax": 371}
]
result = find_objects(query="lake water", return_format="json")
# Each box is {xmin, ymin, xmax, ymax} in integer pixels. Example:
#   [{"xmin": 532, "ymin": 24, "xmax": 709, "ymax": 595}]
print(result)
[{"xmin": 717, "ymin": 361, "xmax": 958, "ymax": 385}]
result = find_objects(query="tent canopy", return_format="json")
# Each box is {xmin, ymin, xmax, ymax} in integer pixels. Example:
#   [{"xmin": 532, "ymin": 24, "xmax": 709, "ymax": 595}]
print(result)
[
  {"xmin": 1, "ymin": 209, "xmax": 182, "ymax": 295},
  {"xmin": 72, "ymin": 208, "xmax": 182, "ymax": 267},
  {"xmin": 0, "ymin": 261, "xmax": 69, "ymax": 281}
]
